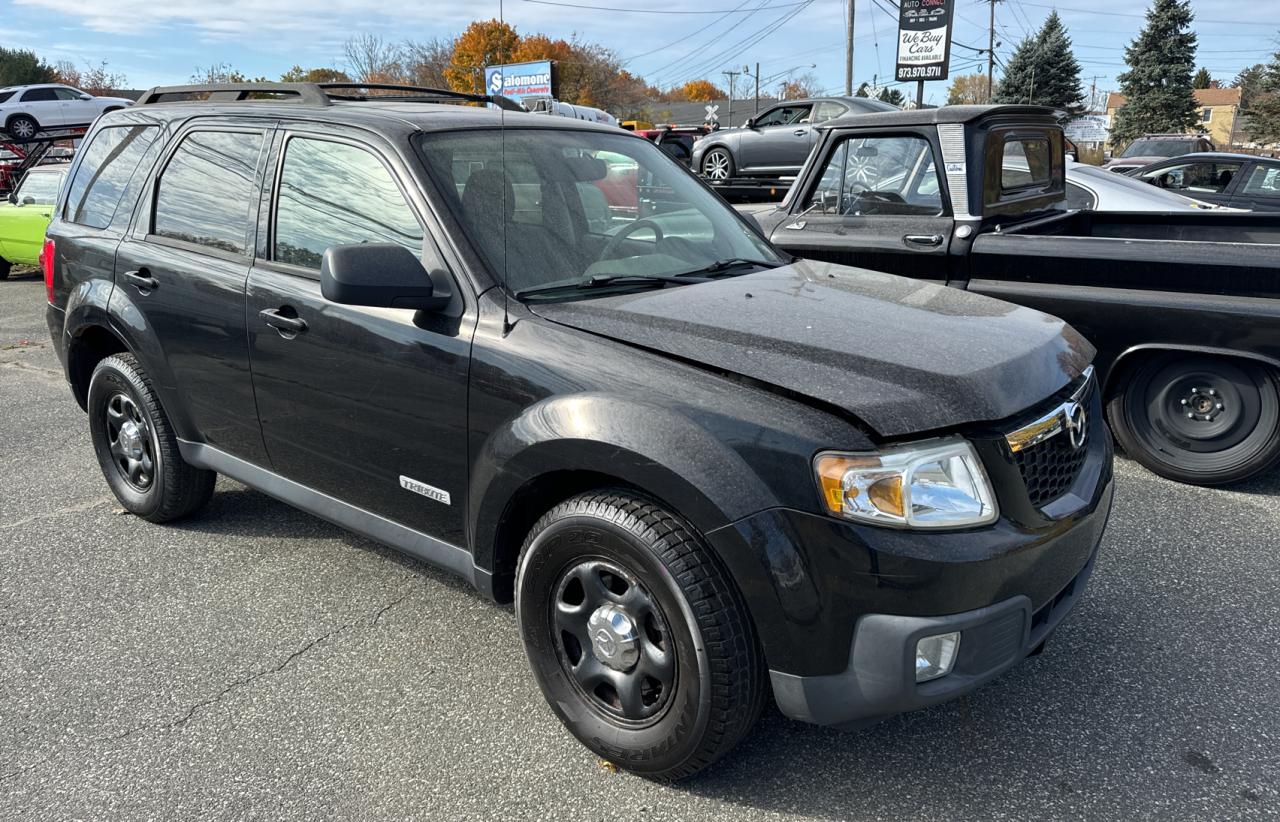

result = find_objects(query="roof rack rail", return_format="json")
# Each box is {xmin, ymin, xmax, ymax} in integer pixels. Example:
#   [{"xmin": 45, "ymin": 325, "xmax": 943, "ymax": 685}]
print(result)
[
  {"xmin": 135, "ymin": 82, "xmax": 526, "ymax": 112},
  {"xmin": 317, "ymin": 82, "xmax": 525, "ymax": 112}
]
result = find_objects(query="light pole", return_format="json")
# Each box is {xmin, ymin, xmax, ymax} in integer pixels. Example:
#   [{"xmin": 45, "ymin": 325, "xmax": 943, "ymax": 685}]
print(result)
[{"xmin": 741, "ymin": 63, "xmax": 762, "ymax": 114}]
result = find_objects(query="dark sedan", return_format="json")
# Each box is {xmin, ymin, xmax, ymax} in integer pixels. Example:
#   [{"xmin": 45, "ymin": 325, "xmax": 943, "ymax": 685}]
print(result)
[
  {"xmin": 1128, "ymin": 151, "xmax": 1280, "ymax": 211},
  {"xmin": 690, "ymin": 96, "xmax": 896, "ymax": 181}
]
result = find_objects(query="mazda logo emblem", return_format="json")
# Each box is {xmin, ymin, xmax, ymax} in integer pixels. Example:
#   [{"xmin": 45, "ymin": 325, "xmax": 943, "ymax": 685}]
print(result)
[{"xmin": 1064, "ymin": 402, "xmax": 1087, "ymax": 450}]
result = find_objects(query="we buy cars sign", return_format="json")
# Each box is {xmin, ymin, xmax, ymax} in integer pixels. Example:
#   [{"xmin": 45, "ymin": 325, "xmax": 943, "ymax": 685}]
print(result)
[{"xmin": 895, "ymin": 0, "xmax": 954, "ymax": 82}]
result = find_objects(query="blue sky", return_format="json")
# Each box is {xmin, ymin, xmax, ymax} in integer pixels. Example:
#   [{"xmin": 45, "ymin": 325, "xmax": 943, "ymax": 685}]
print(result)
[{"xmin": 2, "ymin": 0, "xmax": 1277, "ymax": 107}]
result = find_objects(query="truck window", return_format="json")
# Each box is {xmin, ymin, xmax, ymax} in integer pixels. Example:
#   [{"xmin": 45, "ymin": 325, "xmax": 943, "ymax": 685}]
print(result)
[
  {"xmin": 1139, "ymin": 161, "xmax": 1242, "ymax": 194},
  {"xmin": 153, "ymin": 131, "xmax": 264, "ymax": 256},
  {"xmin": 1241, "ymin": 165, "xmax": 1280, "ymax": 197},
  {"xmin": 1001, "ymin": 137, "xmax": 1052, "ymax": 191},
  {"xmin": 805, "ymin": 135, "xmax": 943, "ymax": 217},
  {"xmin": 14, "ymin": 170, "xmax": 64, "ymax": 204},
  {"xmin": 63, "ymin": 125, "xmax": 159, "ymax": 229},
  {"xmin": 273, "ymin": 137, "xmax": 423, "ymax": 269}
]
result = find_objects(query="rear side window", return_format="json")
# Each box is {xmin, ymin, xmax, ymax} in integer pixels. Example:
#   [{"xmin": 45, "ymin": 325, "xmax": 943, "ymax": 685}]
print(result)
[
  {"xmin": 21, "ymin": 88, "xmax": 57, "ymax": 102},
  {"xmin": 273, "ymin": 137, "xmax": 422, "ymax": 269},
  {"xmin": 63, "ymin": 125, "xmax": 159, "ymax": 229},
  {"xmin": 153, "ymin": 131, "xmax": 264, "ymax": 255},
  {"xmin": 0, "ymin": 90, "xmax": 15, "ymax": 104},
  {"xmin": 1241, "ymin": 165, "xmax": 1280, "ymax": 197}
]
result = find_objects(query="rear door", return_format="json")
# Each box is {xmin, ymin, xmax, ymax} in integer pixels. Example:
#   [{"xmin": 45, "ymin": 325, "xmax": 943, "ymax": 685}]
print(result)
[
  {"xmin": 1228, "ymin": 162, "xmax": 1280, "ymax": 212},
  {"xmin": 769, "ymin": 130, "xmax": 953, "ymax": 281},
  {"xmin": 738, "ymin": 103, "xmax": 816, "ymax": 173},
  {"xmin": 245, "ymin": 125, "xmax": 474, "ymax": 545},
  {"xmin": 18, "ymin": 87, "xmax": 64, "ymax": 129},
  {"xmin": 113, "ymin": 120, "xmax": 272, "ymax": 463}
]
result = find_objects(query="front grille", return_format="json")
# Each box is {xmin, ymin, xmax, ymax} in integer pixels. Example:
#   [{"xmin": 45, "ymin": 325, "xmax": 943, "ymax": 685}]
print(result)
[
  {"xmin": 1005, "ymin": 369, "xmax": 1094, "ymax": 509},
  {"xmin": 1014, "ymin": 427, "xmax": 1090, "ymax": 508}
]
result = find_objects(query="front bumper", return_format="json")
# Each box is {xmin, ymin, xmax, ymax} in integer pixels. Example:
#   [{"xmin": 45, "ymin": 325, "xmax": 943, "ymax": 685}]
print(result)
[{"xmin": 770, "ymin": 545, "xmax": 1098, "ymax": 727}]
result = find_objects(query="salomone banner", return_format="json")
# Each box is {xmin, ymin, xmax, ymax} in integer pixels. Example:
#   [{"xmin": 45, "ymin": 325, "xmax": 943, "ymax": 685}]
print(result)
[
  {"xmin": 484, "ymin": 60, "xmax": 555, "ymax": 106},
  {"xmin": 895, "ymin": 0, "xmax": 954, "ymax": 82}
]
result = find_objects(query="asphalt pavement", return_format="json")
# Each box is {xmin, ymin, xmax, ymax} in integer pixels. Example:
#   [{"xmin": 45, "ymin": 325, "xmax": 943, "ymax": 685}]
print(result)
[{"xmin": 2, "ymin": 272, "xmax": 1277, "ymax": 820}]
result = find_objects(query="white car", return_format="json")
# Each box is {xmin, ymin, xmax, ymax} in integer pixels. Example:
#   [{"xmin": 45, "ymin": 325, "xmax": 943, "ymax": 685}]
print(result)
[{"xmin": 0, "ymin": 84, "xmax": 133, "ymax": 141}]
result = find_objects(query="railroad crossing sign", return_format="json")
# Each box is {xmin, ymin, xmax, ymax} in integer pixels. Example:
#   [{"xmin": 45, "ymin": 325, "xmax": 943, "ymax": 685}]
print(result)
[{"xmin": 705, "ymin": 104, "xmax": 720, "ymax": 125}]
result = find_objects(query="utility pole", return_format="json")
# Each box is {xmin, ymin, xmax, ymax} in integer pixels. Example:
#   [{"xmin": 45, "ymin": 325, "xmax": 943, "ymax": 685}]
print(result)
[
  {"xmin": 723, "ymin": 70, "xmax": 741, "ymax": 129},
  {"xmin": 755, "ymin": 62, "xmax": 760, "ymax": 114},
  {"xmin": 986, "ymin": 0, "xmax": 997, "ymax": 102},
  {"xmin": 845, "ymin": 0, "xmax": 855, "ymax": 96}
]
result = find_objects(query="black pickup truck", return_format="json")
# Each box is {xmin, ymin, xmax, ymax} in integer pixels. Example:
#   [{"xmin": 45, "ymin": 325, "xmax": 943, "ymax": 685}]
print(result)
[{"xmin": 753, "ymin": 105, "xmax": 1280, "ymax": 486}]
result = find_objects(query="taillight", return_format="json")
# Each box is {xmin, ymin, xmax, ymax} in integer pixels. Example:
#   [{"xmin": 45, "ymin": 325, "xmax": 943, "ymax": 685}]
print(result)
[{"xmin": 41, "ymin": 238, "xmax": 55, "ymax": 304}]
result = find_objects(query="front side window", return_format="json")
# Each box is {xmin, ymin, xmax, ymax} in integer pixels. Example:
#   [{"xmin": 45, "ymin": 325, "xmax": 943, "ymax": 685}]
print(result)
[
  {"xmin": 805, "ymin": 134, "xmax": 943, "ymax": 216},
  {"xmin": 15, "ymin": 170, "xmax": 65, "ymax": 204},
  {"xmin": 64, "ymin": 125, "xmax": 159, "ymax": 228},
  {"xmin": 54, "ymin": 88, "xmax": 84, "ymax": 101},
  {"xmin": 417, "ymin": 128, "xmax": 781, "ymax": 297},
  {"xmin": 153, "ymin": 130, "xmax": 264, "ymax": 255},
  {"xmin": 1241, "ymin": 165, "xmax": 1280, "ymax": 197},
  {"xmin": 273, "ymin": 138, "xmax": 423, "ymax": 269},
  {"xmin": 1141, "ymin": 161, "xmax": 1241, "ymax": 194},
  {"xmin": 754, "ymin": 105, "xmax": 812, "ymax": 127},
  {"xmin": 21, "ymin": 88, "xmax": 57, "ymax": 103}
]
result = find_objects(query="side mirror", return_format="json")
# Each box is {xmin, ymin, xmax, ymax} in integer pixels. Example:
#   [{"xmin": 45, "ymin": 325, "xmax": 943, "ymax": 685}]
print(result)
[
  {"xmin": 21, "ymin": 195, "xmax": 35, "ymax": 206},
  {"xmin": 744, "ymin": 117, "xmax": 755, "ymax": 128},
  {"xmin": 6, "ymin": 192, "xmax": 15, "ymax": 205},
  {"xmin": 320, "ymin": 243, "xmax": 452, "ymax": 312},
  {"xmin": 80, "ymin": 94, "xmax": 92, "ymax": 100}
]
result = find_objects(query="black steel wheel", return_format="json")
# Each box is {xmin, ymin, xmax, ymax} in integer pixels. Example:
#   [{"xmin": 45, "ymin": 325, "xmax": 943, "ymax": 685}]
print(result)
[
  {"xmin": 701, "ymin": 147, "xmax": 735, "ymax": 181},
  {"xmin": 6, "ymin": 115, "xmax": 38, "ymax": 141},
  {"xmin": 1108, "ymin": 353, "xmax": 1280, "ymax": 485},
  {"xmin": 516, "ymin": 491, "xmax": 766, "ymax": 781},
  {"xmin": 87, "ymin": 353, "xmax": 216, "ymax": 521}
]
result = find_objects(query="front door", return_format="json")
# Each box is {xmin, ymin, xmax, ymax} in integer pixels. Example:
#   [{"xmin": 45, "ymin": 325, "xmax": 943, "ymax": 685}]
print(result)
[
  {"xmin": 769, "ymin": 132, "xmax": 953, "ymax": 281},
  {"xmin": 1229, "ymin": 163, "xmax": 1280, "ymax": 212},
  {"xmin": 246, "ymin": 128, "xmax": 474, "ymax": 544},
  {"xmin": 113, "ymin": 123, "xmax": 271, "ymax": 463},
  {"xmin": 738, "ymin": 103, "xmax": 816, "ymax": 173}
]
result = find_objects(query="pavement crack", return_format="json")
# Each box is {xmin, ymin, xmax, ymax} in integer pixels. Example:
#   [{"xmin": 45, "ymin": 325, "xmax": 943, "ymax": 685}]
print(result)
[{"xmin": 0, "ymin": 496, "xmax": 114, "ymax": 530}]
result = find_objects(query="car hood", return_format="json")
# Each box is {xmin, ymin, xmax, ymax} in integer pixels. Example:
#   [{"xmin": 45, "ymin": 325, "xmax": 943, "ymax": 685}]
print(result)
[{"xmin": 528, "ymin": 259, "xmax": 1094, "ymax": 437}]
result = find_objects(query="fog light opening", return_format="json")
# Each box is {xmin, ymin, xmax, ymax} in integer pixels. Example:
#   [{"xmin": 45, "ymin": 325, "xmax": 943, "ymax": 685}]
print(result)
[{"xmin": 915, "ymin": 632, "xmax": 961, "ymax": 682}]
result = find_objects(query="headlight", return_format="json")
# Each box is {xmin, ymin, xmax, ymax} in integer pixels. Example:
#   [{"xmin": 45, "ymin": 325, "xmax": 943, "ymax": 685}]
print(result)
[{"xmin": 814, "ymin": 437, "xmax": 998, "ymax": 529}]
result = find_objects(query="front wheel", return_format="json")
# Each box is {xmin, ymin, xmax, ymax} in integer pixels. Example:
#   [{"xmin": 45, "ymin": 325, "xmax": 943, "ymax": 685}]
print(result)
[
  {"xmin": 87, "ymin": 353, "xmax": 216, "ymax": 521},
  {"xmin": 516, "ymin": 491, "xmax": 766, "ymax": 781},
  {"xmin": 701, "ymin": 147, "xmax": 735, "ymax": 181},
  {"xmin": 1108, "ymin": 353, "xmax": 1280, "ymax": 485}
]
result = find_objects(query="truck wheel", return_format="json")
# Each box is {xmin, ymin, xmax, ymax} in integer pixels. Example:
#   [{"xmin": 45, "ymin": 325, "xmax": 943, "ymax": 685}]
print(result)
[
  {"xmin": 701, "ymin": 148, "xmax": 735, "ymax": 181},
  {"xmin": 6, "ymin": 115, "xmax": 38, "ymax": 141},
  {"xmin": 87, "ymin": 353, "xmax": 216, "ymax": 522},
  {"xmin": 515, "ymin": 490, "xmax": 766, "ymax": 781},
  {"xmin": 1108, "ymin": 353, "xmax": 1280, "ymax": 485}
]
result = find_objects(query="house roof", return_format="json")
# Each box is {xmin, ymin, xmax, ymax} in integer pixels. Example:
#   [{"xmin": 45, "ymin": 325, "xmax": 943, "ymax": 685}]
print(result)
[{"xmin": 1107, "ymin": 87, "xmax": 1241, "ymax": 110}]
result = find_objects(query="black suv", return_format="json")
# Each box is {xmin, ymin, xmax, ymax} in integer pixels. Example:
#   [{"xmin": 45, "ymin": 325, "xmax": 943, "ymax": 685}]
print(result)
[{"xmin": 43, "ymin": 83, "xmax": 1113, "ymax": 781}]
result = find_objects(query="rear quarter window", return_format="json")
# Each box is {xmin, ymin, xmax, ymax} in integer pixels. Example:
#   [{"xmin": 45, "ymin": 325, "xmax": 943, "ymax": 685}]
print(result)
[{"xmin": 63, "ymin": 125, "xmax": 159, "ymax": 229}]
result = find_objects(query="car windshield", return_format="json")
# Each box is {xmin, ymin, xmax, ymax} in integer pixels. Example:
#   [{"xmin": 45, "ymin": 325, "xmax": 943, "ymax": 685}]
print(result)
[
  {"xmin": 417, "ymin": 128, "xmax": 782, "ymax": 300},
  {"xmin": 1120, "ymin": 139, "xmax": 1195, "ymax": 158},
  {"xmin": 15, "ymin": 170, "xmax": 65, "ymax": 204}
]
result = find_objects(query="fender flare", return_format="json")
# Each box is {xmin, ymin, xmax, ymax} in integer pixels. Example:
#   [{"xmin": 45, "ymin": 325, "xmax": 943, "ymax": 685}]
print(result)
[
  {"xmin": 468, "ymin": 393, "xmax": 780, "ymax": 578},
  {"xmin": 1105, "ymin": 343, "xmax": 1280, "ymax": 396}
]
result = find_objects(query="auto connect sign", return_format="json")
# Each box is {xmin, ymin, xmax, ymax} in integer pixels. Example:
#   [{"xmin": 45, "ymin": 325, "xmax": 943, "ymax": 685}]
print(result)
[
  {"xmin": 484, "ymin": 60, "xmax": 555, "ymax": 106},
  {"xmin": 895, "ymin": 0, "xmax": 954, "ymax": 82}
]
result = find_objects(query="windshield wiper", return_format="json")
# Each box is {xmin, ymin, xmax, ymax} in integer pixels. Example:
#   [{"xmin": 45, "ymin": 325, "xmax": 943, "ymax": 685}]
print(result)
[
  {"xmin": 670, "ymin": 258, "xmax": 781, "ymax": 278},
  {"xmin": 514, "ymin": 272, "xmax": 704, "ymax": 300}
]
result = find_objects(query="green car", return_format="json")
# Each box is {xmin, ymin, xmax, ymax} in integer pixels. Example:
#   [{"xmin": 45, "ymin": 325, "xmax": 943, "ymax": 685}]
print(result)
[{"xmin": 0, "ymin": 165, "xmax": 66, "ymax": 279}]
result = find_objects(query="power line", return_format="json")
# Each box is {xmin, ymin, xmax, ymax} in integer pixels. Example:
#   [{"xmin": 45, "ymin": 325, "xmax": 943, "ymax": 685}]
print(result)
[
  {"xmin": 1019, "ymin": 1, "xmax": 1265, "ymax": 25},
  {"xmin": 646, "ymin": 0, "xmax": 777, "ymax": 85},
  {"xmin": 520, "ymin": 0, "xmax": 810, "ymax": 12},
  {"xmin": 621, "ymin": 0, "xmax": 754, "ymax": 64},
  {"xmin": 660, "ymin": 0, "xmax": 815, "ymax": 87}
]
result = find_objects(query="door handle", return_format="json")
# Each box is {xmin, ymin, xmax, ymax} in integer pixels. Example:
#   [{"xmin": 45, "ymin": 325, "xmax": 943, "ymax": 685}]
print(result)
[
  {"xmin": 793, "ymin": 128, "xmax": 807, "ymax": 136},
  {"xmin": 123, "ymin": 269, "xmax": 158, "ymax": 292},
  {"xmin": 259, "ymin": 308, "xmax": 308, "ymax": 335},
  {"xmin": 904, "ymin": 234, "xmax": 944, "ymax": 247}
]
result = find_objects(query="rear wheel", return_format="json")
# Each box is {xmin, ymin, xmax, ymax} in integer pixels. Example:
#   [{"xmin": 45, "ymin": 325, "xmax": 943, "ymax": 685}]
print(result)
[
  {"xmin": 88, "ymin": 353, "xmax": 216, "ymax": 522},
  {"xmin": 1108, "ymin": 353, "xmax": 1280, "ymax": 485},
  {"xmin": 701, "ymin": 147, "xmax": 735, "ymax": 181},
  {"xmin": 6, "ymin": 115, "xmax": 38, "ymax": 141},
  {"xmin": 0, "ymin": 259, "xmax": 10, "ymax": 280},
  {"xmin": 515, "ymin": 490, "xmax": 766, "ymax": 781}
]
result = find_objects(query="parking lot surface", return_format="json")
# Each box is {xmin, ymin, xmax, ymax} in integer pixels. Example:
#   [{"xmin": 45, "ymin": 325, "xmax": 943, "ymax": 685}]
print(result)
[{"xmin": 2, "ymin": 273, "xmax": 1278, "ymax": 820}]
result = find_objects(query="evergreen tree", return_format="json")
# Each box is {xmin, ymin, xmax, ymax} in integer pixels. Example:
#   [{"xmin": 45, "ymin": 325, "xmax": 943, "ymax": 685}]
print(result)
[
  {"xmin": 993, "ymin": 11, "xmax": 1085, "ymax": 113},
  {"xmin": 1110, "ymin": 0, "xmax": 1199, "ymax": 145},
  {"xmin": 1193, "ymin": 67, "xmax": 1212, "ymax": 89},
  {"xmin": 1244, "ymin": 45, "xmax": 1280, "ymax": 145},
  {"xmin": 1234, "ymin": 63, "xmax": 1268, "ymax": 109},
  {"xmin": 0, "ymin": 47, "xmax": 56, "ymax": 87}
]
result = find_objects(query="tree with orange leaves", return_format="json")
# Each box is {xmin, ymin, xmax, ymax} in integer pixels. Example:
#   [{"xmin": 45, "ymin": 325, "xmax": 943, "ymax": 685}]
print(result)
[
  {"xmin": 447, "ymin": 19, "xmax": 520, "ymax": 94},
  {"xmin": 677, "ymin": 80, "xmax": 726, "ymax": 102}
]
